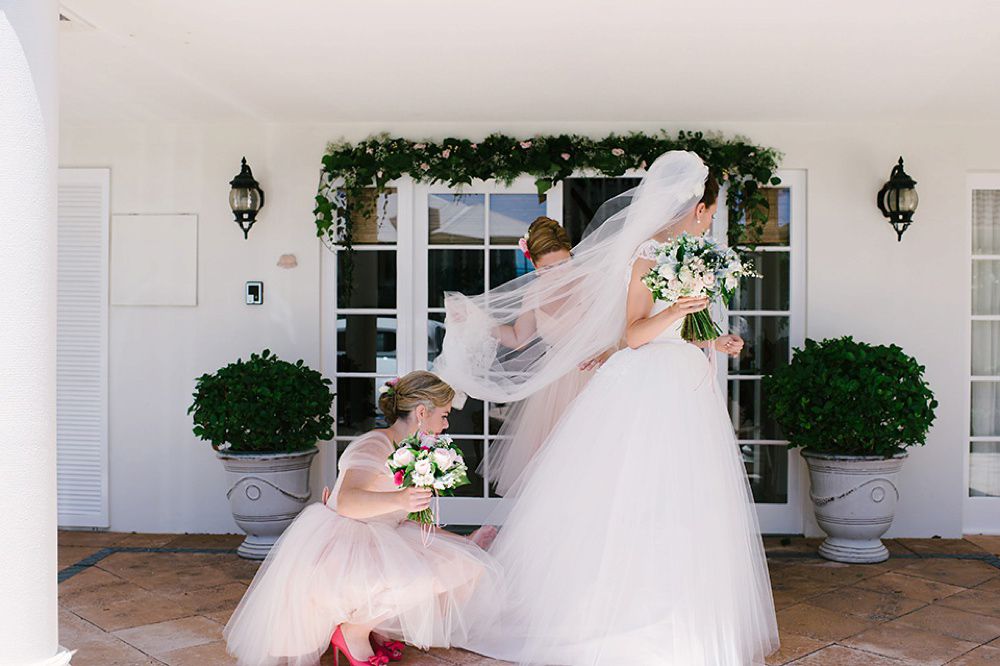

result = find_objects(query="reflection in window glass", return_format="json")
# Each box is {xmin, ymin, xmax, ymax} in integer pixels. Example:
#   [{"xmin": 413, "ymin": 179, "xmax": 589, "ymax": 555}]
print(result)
[
  {"xmin": 488, "ymin": 402, "xmax": 510, "ymax": 435},
  {"xmin": 447, "ymin": 398, "xmax": 485, "ymax": 436},
  {"xmin": 338, "ymin": 250, "xmax": 396, "ymax": 309},
  {"xmin": 429, "ymin": 194, "xmax": 486, "ymax": 244},
  {"xmin": 337, "ymin": 316, "xmax": 397, "ymax": 376},
  {"xmin": 728, "ymin": 316, "xmax": 789, "ymax": 375},
  {"xmin": 490, "ymin": 194, "xmax": 546, "ymax": 244},
  {"xmin": 728, "ymin": 379, "xmax": 783, "ymax": 440},
  {"xmin": 429, "ymin": 250, "xmax": 484, "ymax": 308},
  {"xmin": 487, "ymin": 437, "xmax": 509, "ymax": 498},
  {"xmin": 345, "ymin": 188, "xmax": 398, "ymax": 244},
  {"xmin": 734, "ymin": 188, "xmax": 790, "ymax": 246},
  {"xmin": 971, "ymin": 383, "xmax": 1000, "ymax": 437},
  {"xmin": 973, "ymin": 190, "xmax": 1000, "ymax": 255},
  {"xmin": 730, "ymin": 251, "xmax": 790, "ymax": 311},
  {"xmin": 562, "ymin": 177, "xmax": 641, "ymax": 246},
  {"xmin": 970, "ymin": 442, "xmax": 1000, "ymax": 497},
  {"xmin": 451, "ymin": 439, "xmax": 485, "ymax": 498},
  {"xmin": 427, "ymin": 313, "xmax": 446, "ymax": 367},
  {"xmin": 337, "ymin": 377, "xmax": 389, "ymax": 436},
  {"xmin": 972, "ymin": 321, "xmax": 1000, "ymax": 375},
  {"xmin": 491, "ymin": 249, "xmax": 531, "ymax": 287},
  {"xmin": 972, "ymin": 260, "xmax": 1000, "ymax": 316},
  {"xmin": 741, "ymin": 444, "xmax": 788, "ymax": 503}
]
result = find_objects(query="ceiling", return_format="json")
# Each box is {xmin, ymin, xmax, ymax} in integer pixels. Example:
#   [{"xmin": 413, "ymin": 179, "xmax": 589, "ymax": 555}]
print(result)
[{"xmin": 58, "ymin": 0, "xmax": 1000, "ymax": 126}]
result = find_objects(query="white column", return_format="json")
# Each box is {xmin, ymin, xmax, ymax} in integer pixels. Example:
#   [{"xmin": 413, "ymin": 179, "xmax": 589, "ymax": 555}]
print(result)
[{"xmin": 0, "ymin": 1, "xmax": 73, "ymax": 664}]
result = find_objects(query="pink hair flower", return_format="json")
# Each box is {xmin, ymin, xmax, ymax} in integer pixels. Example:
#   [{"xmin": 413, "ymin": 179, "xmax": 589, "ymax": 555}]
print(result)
[
  {"xmin": 518, "ymin": 237, "xmax": 531, "ymax": 260},
  {"xmin": 387, "ymin": 377, "xmax": 399, "ymax": 386}
]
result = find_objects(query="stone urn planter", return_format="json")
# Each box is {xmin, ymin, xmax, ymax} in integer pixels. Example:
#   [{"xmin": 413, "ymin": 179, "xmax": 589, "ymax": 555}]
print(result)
[
  {"xmin": 764, "ymin": 337, "xmax": 937, "ymax": 564},
  {"xmin": 801, "ymin": 451, "xmax": 907, "ymax": 563},
  {"xmin": 189, "ymin": 350, "xmax": 335, "ymax": 559},
  {"xmin": 217, "ymin": 448, "xmax": 318, "ymax": 559}
]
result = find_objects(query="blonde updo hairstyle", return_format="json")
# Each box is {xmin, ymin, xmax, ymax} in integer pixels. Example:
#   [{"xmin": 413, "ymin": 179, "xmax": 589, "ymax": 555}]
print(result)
[
  {"xmin": 378, "ymin": 371, "xmax": 455, "ymax": 424},
  {"xmin": 525, "ymin": 216, "xmax": 572, "ymax": 261}
]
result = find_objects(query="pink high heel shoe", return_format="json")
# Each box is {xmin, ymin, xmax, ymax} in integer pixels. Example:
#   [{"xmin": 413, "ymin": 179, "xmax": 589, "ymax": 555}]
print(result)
[
  {"xmin": 331, "ymin": 626, "xmax": 389, "ymax": 666},
  {"xmin": 370, "ymin": 635, "xmax": 405, "ymax": 661}
]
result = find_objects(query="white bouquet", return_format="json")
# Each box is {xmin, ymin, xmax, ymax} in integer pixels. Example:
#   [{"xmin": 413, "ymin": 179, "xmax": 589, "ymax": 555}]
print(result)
[
  {"xmin": 386, "ymin": 431, "xmax": 469, "ymax": 524},
  {"xmin": 641, "ymin": 233, "xmax": 758, "ymax": 342}
]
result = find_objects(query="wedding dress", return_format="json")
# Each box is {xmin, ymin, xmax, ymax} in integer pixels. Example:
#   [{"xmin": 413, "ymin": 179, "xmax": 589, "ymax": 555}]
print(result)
[
  {"xmin": 463, "ymin": 294, "xmax": 779, "ymax": 665},
  {"xmin": 439, "ymin": 151, "xmax": 778, "ymax": 665}
]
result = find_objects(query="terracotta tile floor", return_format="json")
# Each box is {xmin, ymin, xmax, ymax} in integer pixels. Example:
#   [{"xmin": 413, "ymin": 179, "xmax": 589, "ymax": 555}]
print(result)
[{"xmin": 58, "ymin": 532, "xmax": 1000, "ymax": 665}]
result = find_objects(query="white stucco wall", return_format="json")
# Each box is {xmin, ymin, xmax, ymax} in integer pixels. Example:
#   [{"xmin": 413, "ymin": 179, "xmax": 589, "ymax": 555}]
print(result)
[{"xmin": 59, "ymin": 120, "xmax": 999, "ymax": 537}]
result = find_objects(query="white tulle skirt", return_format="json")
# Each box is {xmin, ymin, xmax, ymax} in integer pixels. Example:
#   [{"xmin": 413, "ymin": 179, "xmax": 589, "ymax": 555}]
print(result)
[
  {"xmin": 463, "ymin": 339, "xmax": 779, "ymax": 665},
  {"xmin": 223, "ymin": 503, "xmax": 504, "ymax": 666}
]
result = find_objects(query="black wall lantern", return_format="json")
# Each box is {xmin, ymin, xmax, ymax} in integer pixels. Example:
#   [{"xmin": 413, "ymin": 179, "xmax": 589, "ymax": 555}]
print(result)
[
  {"xmin": 877, "ymin": 156, "xmax": 918, "ymax": 242},
  {"xmin": 229, "ymin": 157, "xmax": 265, "ymax": 239}
]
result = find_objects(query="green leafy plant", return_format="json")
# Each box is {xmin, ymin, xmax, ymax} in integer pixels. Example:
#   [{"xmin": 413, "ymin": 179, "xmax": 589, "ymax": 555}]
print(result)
[
  {"xmin": 763, "ymin": 337, "xmax": 937, "ymax": 456},
  {"xmin": 189, "ymin": 350, "xmax": 335, "ymax": 453},
  {"xmin": 314, "ymin": 130, "xmax": 783, "ymax": 296}
]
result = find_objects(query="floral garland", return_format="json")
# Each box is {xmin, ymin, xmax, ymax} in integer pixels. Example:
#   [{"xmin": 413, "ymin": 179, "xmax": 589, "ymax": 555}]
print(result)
[{"xmin": 314, "ymin": 130, "xmax": 782, "ymax": 291}]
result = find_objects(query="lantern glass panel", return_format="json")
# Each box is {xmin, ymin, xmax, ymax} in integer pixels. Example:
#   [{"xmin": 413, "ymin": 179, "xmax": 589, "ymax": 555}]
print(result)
[
  {"xmin": 896, "ymin": 187, "xmax": 918, "ymax": 213},
  {"xmin": 230, "ymin": 187, "xmax": 261, "ymax": 212}
]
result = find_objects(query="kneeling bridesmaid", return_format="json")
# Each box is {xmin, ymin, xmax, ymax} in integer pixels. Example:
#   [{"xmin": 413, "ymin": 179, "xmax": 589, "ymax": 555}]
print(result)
[{"xmin": 224, "ymin": 371, "xmax": 503, "ymax": 666}]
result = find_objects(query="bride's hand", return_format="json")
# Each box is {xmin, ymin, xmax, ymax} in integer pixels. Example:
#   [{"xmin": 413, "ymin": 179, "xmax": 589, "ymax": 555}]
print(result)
[
  {"xmin": 669, "ymin": 296, "xmax": 710, "ymax": 318},
  {"xmin": 713, "ymin": 334, "xmax": 744, "ymax": 357}
]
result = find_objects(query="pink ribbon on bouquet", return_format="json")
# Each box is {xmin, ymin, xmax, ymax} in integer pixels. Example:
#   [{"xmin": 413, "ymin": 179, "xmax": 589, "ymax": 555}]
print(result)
[
  {"xmin": 419, "ymin": 490, "xmax": 442, "ymax": 548},
  {"xmin": 694, "ymin": 341, "xmax": 720, "ymax": 395}
]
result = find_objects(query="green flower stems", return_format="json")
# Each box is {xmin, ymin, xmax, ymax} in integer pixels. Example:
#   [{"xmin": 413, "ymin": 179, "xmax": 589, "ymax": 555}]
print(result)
[{"xmin": 681, "ymin": 309, "xmax": 722, "ymax": 342}]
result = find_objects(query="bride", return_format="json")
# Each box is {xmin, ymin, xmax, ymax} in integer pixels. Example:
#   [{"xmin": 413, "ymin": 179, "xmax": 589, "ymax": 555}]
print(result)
[{"xmin": 437, "ymin": 151, "xmax": 779, "ymax": 665}]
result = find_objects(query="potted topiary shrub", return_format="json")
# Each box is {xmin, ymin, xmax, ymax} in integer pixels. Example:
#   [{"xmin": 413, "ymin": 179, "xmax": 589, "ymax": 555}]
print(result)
[
  {"xmin": 189, "ymin": 350, "xmax": 334, "ymax": 559},
  {"xmin": 763, "ymin": 336, "xmax": 937, "ymax": 563}
]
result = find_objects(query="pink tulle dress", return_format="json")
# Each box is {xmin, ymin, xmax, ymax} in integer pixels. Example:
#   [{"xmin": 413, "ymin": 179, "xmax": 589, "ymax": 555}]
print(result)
[{"xmin": 223, "ymin": 431, "xmax": 504, "ymax": 666}]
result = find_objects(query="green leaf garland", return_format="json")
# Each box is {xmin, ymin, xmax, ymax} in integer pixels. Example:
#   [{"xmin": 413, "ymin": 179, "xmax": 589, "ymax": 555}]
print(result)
[{"xmin": 314, "ymin": 130, "xmax": 783, "ymax": 292}]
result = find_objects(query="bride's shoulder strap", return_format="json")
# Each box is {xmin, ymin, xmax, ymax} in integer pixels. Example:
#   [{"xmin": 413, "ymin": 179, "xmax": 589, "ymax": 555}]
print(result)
[{"xmin": 625, "ymin": 239, "xmax": 661, "ymax": 283}]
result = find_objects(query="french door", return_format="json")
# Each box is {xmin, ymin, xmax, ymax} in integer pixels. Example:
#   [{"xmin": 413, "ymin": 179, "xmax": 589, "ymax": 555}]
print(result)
[
  {"xmin": 714, "ymin": 170, "xmax": 806, "ymax": 535},
  {"xmin": 966, "ymin": 172, "xmax": 1000, "ymax": 534},
  {"xmin": 323, "ymin": 171, "xmax": 806, "ymax": 533}
]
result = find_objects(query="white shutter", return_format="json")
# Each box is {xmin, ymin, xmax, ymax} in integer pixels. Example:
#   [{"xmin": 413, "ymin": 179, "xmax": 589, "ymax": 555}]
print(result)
[{"xmin": 57, "ymin": 169, "xmax": 110, "ymax": 528}]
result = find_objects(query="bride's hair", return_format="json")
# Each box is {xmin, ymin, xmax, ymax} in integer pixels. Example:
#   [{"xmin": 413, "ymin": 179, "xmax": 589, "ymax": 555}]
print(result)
[
  {"xmin": 526, "ymin": 216, "xmax": 572, "ymax": 260},
  {"xmin": 700, "ymin": 173, "xmax": 720, "ymax": 208},
  {"xmin": 378, "ymin": 371, "xmax": 455, "ymax": 424}
]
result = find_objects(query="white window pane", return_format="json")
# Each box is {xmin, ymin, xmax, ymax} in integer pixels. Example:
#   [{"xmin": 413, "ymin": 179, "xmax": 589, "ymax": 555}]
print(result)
[
  {"xmin": 429, "ymin": 193, "xmax": 485, "ymax": 243},
  {"xmin": 971, "ymin": 442, "xmax": 1000, "ymax": 497},
  {"xmin": 973, "ymin": 260, "xmax": 1000, "ymax": 315},
  {"xmin": 490, "ymin": 193, "xmax": 545, "ymax": 244},
  {"xmin": 729, "ymin": 250, "xmax": 790, "ymax": 311},
  {"xmin": 972, "ymin": 321, "xmax": 1000, "ymax": 375},
  {"xmin": 973, "ymin": 190, "xmax": 1000, "ymax": 255}
]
